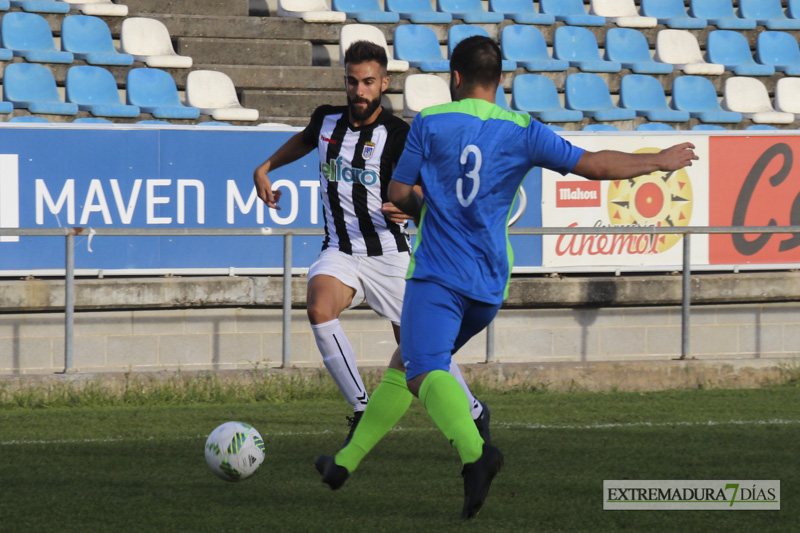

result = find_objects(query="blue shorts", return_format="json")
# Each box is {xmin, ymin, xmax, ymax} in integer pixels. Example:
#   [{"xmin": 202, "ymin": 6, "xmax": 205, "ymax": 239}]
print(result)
[{"xmin": 400, "ymin": 278, "xmax": 501, "ymax": 380}]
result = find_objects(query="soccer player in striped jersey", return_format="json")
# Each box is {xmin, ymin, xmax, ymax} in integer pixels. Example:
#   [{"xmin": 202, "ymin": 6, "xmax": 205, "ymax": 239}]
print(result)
[
  {"xmin": 316, "ymin": 36, "xmax": 698, "ymax": 518},
  {"xmin": 253, "ymin": 41, "xmax": 489, "ymax": 446}
]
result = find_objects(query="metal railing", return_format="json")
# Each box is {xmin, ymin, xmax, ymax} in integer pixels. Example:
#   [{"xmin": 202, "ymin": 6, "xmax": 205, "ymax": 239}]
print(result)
[{"xmin": 2, "ymin": 225, "xmax": 799, "ymax": 373}]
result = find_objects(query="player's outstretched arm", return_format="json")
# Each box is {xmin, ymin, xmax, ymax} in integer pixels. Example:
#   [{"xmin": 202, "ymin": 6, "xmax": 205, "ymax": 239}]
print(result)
[
  {"xmin": 388, "ymin": 179, "xmax": 423, "ymax": 219},
  {"xmin": 253, "ymin": 132, "xmax": 315, "ymax": 209},
  {"xmin": 572, "ymin": 142, "xmax": 698, "ymax": 181}
]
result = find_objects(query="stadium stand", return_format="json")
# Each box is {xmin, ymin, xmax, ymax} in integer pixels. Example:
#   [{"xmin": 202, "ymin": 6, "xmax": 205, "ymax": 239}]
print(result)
[
  {"xmin": 61, "ymin": 15, "xmax": 134, "ymax": 66},
  {"xmin": 62, "ymin": 0, "xmax": 129, "ymax": 17},
  {"xmin": 671, "ymin": 76, "xmax": 743, "ymax": 124},
  {"xmin": 511, "ymin": 74, "xmax": 583, "ymax": 122},
  {"xmin": 706, "ymin": 30, "xmax": 775, "ymax": 76},
  {"xmin": 448, "ymin": 25, "xmax": 515, "ymax": 71},
  {"xmin": 393, "ymin": 24, "xmax": 450, "ymax": 72},
  {"xmin": 688, "ymin": 0, "xmax": 756, "ymax": 29},
  {"xmin": 495, "ymin": 85, "xmax": 511, "ymax": 110},
  {"xmin": 501, "ymin": 25, "xmax": 568, "ymax": 72},
  {"xmin": 3, "ymin": 63, "xmax": 79, "ymax": 115},
  {"xmin": 402, "ymin": 73, "xmax": 449, "ymax": 117},
  {"xmin": 553, "ymin": 26, "xmax": 621, "ymax": 73},
  {"xmin": 119, "ymin": 17, "xmax": 192, "ymax": 68},
  {"xmin": 755, "ymin": 31, "xmax": 800, "ymax": 75},
  {"xmin": 385, "ymin": 0, "xmax": 451, "ymax": 23},
  {"xmin": 489, "ymin": 0, "xmax": 554, "ymax": 25},
  {"xmin": 331, "ymin": 0, "xmax": 400, "ymax": 23},
  {"xmin": 738, "ymin": 0, "xmax": 800, "ymax": 30},
  {"xmin": 185, "ymin": 70, "xmax": 260, "ymax": 122},
  {"xmin": 605, "ymin": 27, "xmax": 673, "ymax": 74},
  {"xmin": 583, "ymin": 124, "xmax": 619, "ymax": 131},
  {"xmin": 564, "ymin": 73, "xmax": 636, "ymax": 121},
  {"xmin": 339, "ymin": 23, "xmax": 409, "ymax": 71},
  {"xmin": 540, "ymin": 0, "xmax": 605, "ymax": 26},
  {"xmin": 654, "ymin": 29, "xmax": 725, "ymax": 74},
  {"xmin": 65, "ymin": 65, "xmax": 140, "ymax": 118},
  {"xmin": 437, "ymin": 0, "xmax": 503, "ymax": 23},
  {"xmin": 73, "ymin": 117, "xmax": 114, "ymax": 123},
  {"xmin": 8, "ymin": 115, "xmax": 50, "ymax": 122},
  {"xmin": 126, "ymin": 68, "xmax": 200, "ymax": 119},
  {"xmin": 721, "ymin": 77, "xmax": 795, "ymax": 124},
  {"xmin": 277, "ymin": 0, "xmax": 346, "ymax": 22},
  {"xmin": 588, "ymin": 0, "xmax": 657, "ymax": 28},
  {"xmin": 619, "ymin": 74, "xmax": 690, "ymax": 122},
  {"xmin": 9, "ymin": 0, "xmax": 69, "ymax": 13},
  {"xmin": 636, "ymin": 122, "xmax": 675, "ymax": 130},
  {"xmin": 640, "ymin": 0, "xmax": 707, "ymax": 29},
  {"xmin": 1, "ymin": 12, "xmax": 74, "ymax": 63}
]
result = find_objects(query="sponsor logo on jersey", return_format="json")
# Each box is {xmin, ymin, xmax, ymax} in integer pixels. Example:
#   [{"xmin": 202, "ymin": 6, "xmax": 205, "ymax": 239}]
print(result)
[
  {"xmin": 321, "ymin": 157, "xmax": 379, "ymax": 186},
  {"xmin": 362, "ymin": 141, "xmax": 375, "ymax": 160},
  {"xmin": 321, "ymin": 136, "xmax": 338, "ymax": 145}
]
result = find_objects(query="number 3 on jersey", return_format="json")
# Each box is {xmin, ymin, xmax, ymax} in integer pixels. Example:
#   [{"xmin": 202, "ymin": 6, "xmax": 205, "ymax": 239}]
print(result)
[{"xmin": 457, "ymin": 144, "xmax": 481, "ymax": 207}]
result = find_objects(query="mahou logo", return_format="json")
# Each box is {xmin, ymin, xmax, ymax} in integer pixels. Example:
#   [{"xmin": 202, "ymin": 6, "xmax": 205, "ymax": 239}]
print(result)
[{"xmin": 556, "ymin": 181, "xmax": 601, "ymax": 207}]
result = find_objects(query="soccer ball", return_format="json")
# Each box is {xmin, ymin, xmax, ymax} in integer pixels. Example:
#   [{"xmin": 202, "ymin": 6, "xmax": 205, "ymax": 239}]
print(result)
[{"xmin": 204, "ymin": 421, "xmax": 266, "ymax": 482}]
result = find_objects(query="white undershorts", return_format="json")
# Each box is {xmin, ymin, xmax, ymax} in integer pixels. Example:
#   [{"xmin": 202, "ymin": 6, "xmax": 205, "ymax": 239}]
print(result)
[{"xmin": 308, "ymin": 248, "xmax": 410, "ymax": 325}]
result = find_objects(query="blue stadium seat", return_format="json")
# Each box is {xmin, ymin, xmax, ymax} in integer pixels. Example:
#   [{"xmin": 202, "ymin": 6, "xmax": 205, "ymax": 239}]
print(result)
[
  {"xmin": 61, "ymin": 15, "xmax": 134, "ymax": 66},
  {"xmin": 126, "ymin": 68, "xmax": 200, "ymax": 120},
  {"xmin": 2, "ymin": 63, "xmax": 78, "ymax": 115},
  {"xmin": 583, "ymin": 124, "xmax": 619, "ymax": 131},
  {"xmin": 9, "ymin": 0, "xmax": 68, "ymax": 13},
  {"xmin": 332, "ymin": 0, "xmax": 400, "ymax": 22},
  {"xmin": 137, "ymin": 120, "xmax": 171, "ymax": 124},
  {"xmin": 789, "ymin": 0, "xmax": 800, "ymax": 21},
  {"xmin": 73, "ymin": 117, "xmax": 114, "ymax": 124},
  {"xmin": 689, "ymin": 0, "xmax": 756, "ymax": 29},
  {"xmin": 511, "ymin": 74, "xmax": 583, "ymax": 122},
  {"xmin": 565, "ymin": 73, "xmax": 636, "ymax": 121},
  {"xmin": 547, "ymin": 125, "xmax": 565, "ymax": 131},
  {"xmin": 553, "ymin": 26, "xmax": 621, "ymax": 72},
  {"xmin": 0, "ymin": 100, "xmax": 12, "ymax": 114},
  {"xmin": 0, "ymin": 44, "xmax": 11, "ymax": 61},
  {"xmin": 540, "ymin": 0, "xmax": 605, "ymax": 25},
  {"xmin": 706, "ymin": 31, "xmax": 775, "ymax": 76},
  {"xmin": 671, "ymin": 76, "xmax": 743, "ymax": 123},
  {"xmin": 636, "ymin": 123, "xmax": 676, "ymax": 131},
  {"xmin": 640, "ymin": 0, "xmax": 707, "ymax": 29},
  {"xmin": 495, "ymin": 85, "xmax": 511, "ymax": 110},
  {"xmin": 619, "ymin": 74, "xmax": 690, "ymax": 122},
  {"xmin": 437, "ymin": 0, "xmax": 503, "ymax": 23},
  {"xmin": 691, "ymin": 124, "xmax": 727, "ymax": 131},
  {"xmin": 739, "ymin": 0, "xmax": 800, "ymax": 29},
  {"xmin": 8, "ymin": 115, "xmax": 51, "ymax": 122},
  {"xmin": 0, "ymin": 0, "xmax": 9, "ymax": 10},
  {"xmin": 605, "ymin": 27, "xmax": 673, "ymax": 74},
  {"xmin": 755, "ymin": 31, "xmax": 800, "ymax": 75},
  {"xmin": 385, "ymin": 0, "xmax": 452, "ymax": 23},
  {"xmin": 489, "ymin": 0, "xmax": 555, "ymax": 24},
  {"xmin": 393, "ymin": 25, "xmax": 449, "ymax": 72},
  {"xmin": 66, "ymin": 66, "xmax": 141, "ymax": 118},
  {"xmin": 501, "ymin": 25, "xmax": 568, "ymax": 72},
  {"xmin": 448, "ymin": 25, "xmax": 516, "ymax": 71},
  {"xmin": 1, "ymin": 12, "xmax": 74, "ymax": 63},
  {"xmin": 746, "ymin": 125, "xmax": 780, "ymax": 130}
]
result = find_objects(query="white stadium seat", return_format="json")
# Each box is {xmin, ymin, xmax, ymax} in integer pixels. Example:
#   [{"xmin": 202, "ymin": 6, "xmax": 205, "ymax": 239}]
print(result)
[
  {"xmin": 339, "ymin": 24, "xmax": 409, "ymax": 72},
  {"xmin": 654, "ymin": 29, "xmax": 725, "ymax": 74},
  {"xmin": 186, "ymin": 70, "xmax": 260, "ymax": 122},
  {"xmin": 120, "ymin": 17, "xmax": 193, "ymax": 69},
  {"xmin": 62, "ymin": 0, "xmax": 128, "ymax": 16},
  {"xmin": 278, "ymin": 0, "xmax": 346, "ymax": 22},
  {"xmin": 774, "ymin": 78, "xmax": 800, "ymax": 117},
  {"xmin": 589, "ymin": 0, "xmax": 658, "ymax": 28},
  {"xmin": 722, "ymin": 77, "xmax": 795, "ymax": 124},
  {"xmin": 403, "ymin": 74, "xmax": 450, "ymax": 117}
]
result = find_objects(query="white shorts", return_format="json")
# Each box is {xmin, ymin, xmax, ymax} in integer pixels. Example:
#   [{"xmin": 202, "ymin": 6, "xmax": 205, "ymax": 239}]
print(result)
[{"xmin": 308, "ymin": 248, "xmax": 410, "ymax": 325}]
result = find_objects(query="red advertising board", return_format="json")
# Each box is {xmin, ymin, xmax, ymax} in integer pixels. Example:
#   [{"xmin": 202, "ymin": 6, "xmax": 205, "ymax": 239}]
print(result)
[{"xmin": 709, "ymin": 136, "xmax": 800, "ymax": 264}]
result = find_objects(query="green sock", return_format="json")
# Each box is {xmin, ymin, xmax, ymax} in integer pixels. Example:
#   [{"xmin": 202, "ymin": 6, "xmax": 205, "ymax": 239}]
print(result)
[
  {"xmin": 419, "ymin": 370, "xmax": 484, "ymax": 465},
  {"xmin": 335, "ymin": 368, "xmax": 413, "ymax": 473}
]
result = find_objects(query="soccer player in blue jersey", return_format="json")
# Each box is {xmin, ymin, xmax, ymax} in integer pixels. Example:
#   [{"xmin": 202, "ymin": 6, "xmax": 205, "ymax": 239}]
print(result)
[{"xmin": 315, "ymin": 36, "xmax": 698, "ymax": 518}]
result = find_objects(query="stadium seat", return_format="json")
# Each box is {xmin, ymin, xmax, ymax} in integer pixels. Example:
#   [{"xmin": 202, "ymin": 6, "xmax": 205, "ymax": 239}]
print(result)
[
  {"xmin": 403, "ymin": 74, "xmax": 450, "ymax": 118},
  {"xmin": 73, "ymin": 117, "xmax": 114, "ymax": 123},
  {"xmin": 773, "ymin": 78, "xmax": 800, "ymax": 117},
  {"xmin": 564, "ymin": 73, "xmax": 636, "ymax": 121},
  {"xmin": 583, "ymin": 124, "xmax": 619, "ymax": 131},
  {"xmin": 0, "ymin": 98, "xmax": 11, "ymax": 114},
  {"xmin": 119, "ymin": 18, "xmax": 193, "ymax": 68},
  {"xmin": 738, "ymin": 0, "xmax": 800, "ymax": 30},
  {"xmin": 339, "ymin": 24, "xmax": 409, "ymax": 71},
  {"xmin": 501, "ymin": 25, "xmax": 568, "ymax": 72},
  {"xmin": 546, "ymin": 125, "xmax": 565, "ymax": 131},
  {"xmin": 137, "ymin": 120, "xmax": 171, "ymax": 124},
  {"xmin": 1, "ymin": 12, "xmax": 74, "ymax": 63},
  {"xmin": 62, "ymin": 0, "xmax": 128, "ymax": 16},
  {"xmin": 619, "ymin": 74, "xmax": 690, "ymax": 122},
  {"xmin": 755, "ymin": 31, "xmax": 800, "ymax": 75},
  {"xmin": 277, "ymin": 0, "xmax": 346, "ymax": 22},
  {"xmin": 200, "ymin": 121, "xmax": 233, "ymax": 126},
  {"xmin": 489, "ymin": 0, "xmax": 555, "ymax": 24},
  {"xmin": 61, "ymin": 15, "xmax": 134, "ymax": 66},
  {"xmin": 589, "ymin": 0, "xmax": 657, "ymax": 28},
  {"xmin": 2, "ymin": 63, "xmax": 79, "ymax": 115},
  {"xmin": 605, "ymin": 27, "xmax": 673, "ymax": 74},
  {"xmin": 636, "ymin": 123, "xmax": 676, "ymax": 131},
  {"xmin": 495, "ymin": 85, "xmax": 511, "ymax": 110},
  {"xmin": 671, "ymin": 76, "xmax": 743, "ymax": 123},
  {"xmin": 185, "ymin": 70, "xmax": 259, "ymax": 122},
  {"xmin": 746, "ymin": 125, "xmax": 780, "ymax": 130},
  {"xmin": 654, "ymin": 30, "xmax": 725, "ymax": 74},
  {"xmin": 0, "ymin": 44, "xmax": 11, "ymax": 62},
  {"xmin": 437, "ymin": 0, "xmax": 503, "ymax": 23},
  {"xmin": 553, "ymin": 26, "xmax": 621, "ymax": 73},
  {"xmin": 706, "ymin": 30, "xmax": 775, "ymax": 76},
  {"xmin": 691, "ymin": 124, "xmax": 727, "ymax": 131},
  {"xmin": 721, "ymin": 77, "xmax": 795, "ymax": 124},
  {"xmin": 640, "ymin": 0, "xmax": 707, "ymax": 29},
  {"xmin": 385, "ymin": 0, "xmax": 451, "ymax": 23},
  {"xmin": 9, "ymin": 0, "xmax": 69, "ymax": 13},
  {"xmin": 8, "ymin": 115, "xmax": 51, "ymax": 122},
  {"xmin": 332, "ymin": 0, "xmax": 400, "ymax": 23},
  {"xmin": 448, "ymin": 25, "xmax": 515, "ymax": 71},
  {"xmin": 688, "ymin": 0, "xmax": 756, "ymax": 30},
  {"xmin": 0, "ymin": 0, "xmax": 9, "ymax": 10},
  {"xmin": 65, "ymin": 66, "xmax": 140, "ymax": 118},
  {"xmin": 126, "ymin": 68, "xmax": 200, "ymax": 120},
  {"xmin": 540, "ymin": 0, "xmax": 605, "ymax": 26},
  {"xmin": 393, "ymin": 25, "xmax": 449, "ymax": 72},
  {"xmin": 511, "ymin": 74, "xmax": 583, "ymax": 122},
  {"xmin": 789, "ymin": 0, "xmax": 800, "ymax": 21}
]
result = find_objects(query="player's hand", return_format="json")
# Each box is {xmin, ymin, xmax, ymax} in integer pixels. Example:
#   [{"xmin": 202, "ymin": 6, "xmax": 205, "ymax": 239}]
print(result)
[
  {"xmin": 253, "ymin": 165, "xmax": 282, "ymax": 210},
  {"xmin": 381, "ymin": 202, "xmax": 413, "ymax": 224},
  {"xmin": 659, "ymin": 142, "xmax": 699, "ymax": 171}
]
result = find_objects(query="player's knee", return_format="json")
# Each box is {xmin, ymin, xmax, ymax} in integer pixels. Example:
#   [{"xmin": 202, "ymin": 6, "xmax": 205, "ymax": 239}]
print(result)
[{"xmin": 307, "ymin": 304, "xmax": 338, "ymax": 325}]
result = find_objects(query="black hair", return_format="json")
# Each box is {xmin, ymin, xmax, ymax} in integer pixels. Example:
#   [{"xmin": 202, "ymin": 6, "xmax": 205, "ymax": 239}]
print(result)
[
  {"xmin": 450, "ymin": 35, "xmax": 502, "ymax": 90},
  {"xmin": 344, "ymin": 40, "xmax": 388, "ymax": 70}
]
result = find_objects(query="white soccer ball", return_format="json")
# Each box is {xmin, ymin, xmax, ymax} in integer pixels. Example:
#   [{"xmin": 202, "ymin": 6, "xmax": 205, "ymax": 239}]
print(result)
[{"xmin": 204, "ymin": 421, "xmax": 266, "ymax": 482}]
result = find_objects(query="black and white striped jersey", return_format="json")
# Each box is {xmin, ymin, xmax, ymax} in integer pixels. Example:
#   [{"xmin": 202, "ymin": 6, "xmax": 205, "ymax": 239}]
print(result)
[{"xmin": 302, "ymin": 105, "xmax": 411, "ymax": 256}]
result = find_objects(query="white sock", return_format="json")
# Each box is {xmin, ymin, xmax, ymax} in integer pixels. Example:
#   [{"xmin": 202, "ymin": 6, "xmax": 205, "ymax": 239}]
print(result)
[
  {"xmin": 449, "ymin": 359, "xmax": 483, "ymax": 420},
  {"xmin": 311, "ymin": 319, "xmax": 368, "ymax": 412}
]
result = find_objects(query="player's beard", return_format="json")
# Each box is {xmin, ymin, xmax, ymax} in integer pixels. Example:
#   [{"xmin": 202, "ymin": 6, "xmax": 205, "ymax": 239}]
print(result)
[{"xmin": 348, "ymin": 92, "xmax": 382, "ymax": 122}]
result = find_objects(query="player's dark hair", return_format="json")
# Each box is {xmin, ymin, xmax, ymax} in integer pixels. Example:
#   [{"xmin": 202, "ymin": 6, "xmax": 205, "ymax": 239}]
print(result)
[
  {"xmin": 450, "ymin": 36, "xmax": 502, "ymax": 90},
  {"xmin": 344, "ymin": 40, "xmax": 388, "ymax": 71}
]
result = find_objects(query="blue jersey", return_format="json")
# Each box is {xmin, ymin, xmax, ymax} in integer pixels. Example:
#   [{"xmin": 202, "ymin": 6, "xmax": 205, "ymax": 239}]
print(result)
[{"xmin": 392, "ymin": 98, "xmax": 584, "ymax": 304}]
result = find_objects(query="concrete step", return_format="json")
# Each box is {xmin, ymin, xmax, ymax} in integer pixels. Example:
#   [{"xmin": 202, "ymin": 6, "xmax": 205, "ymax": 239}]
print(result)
[
  {"xmin": 242, "ymin": 89, "xmax": 404, "ymax": 120},
  {"xmin": 122, "ymin": 0, "xmax": 250, "ymax": 16},
  {"xmin": 176, "ymin": 37, "xmax": 312, "ymax": 66}
]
